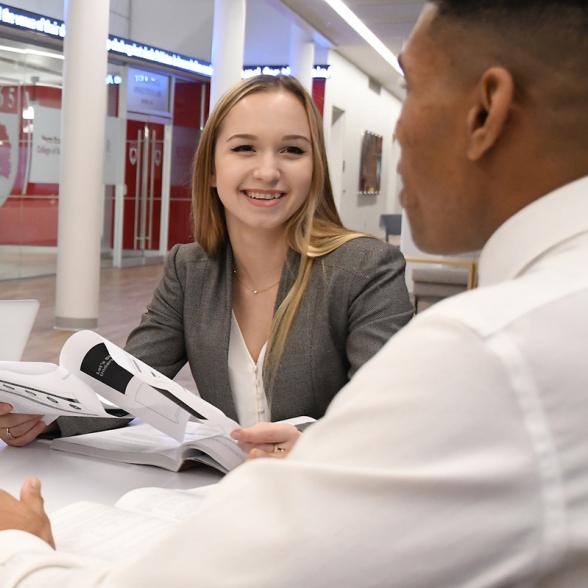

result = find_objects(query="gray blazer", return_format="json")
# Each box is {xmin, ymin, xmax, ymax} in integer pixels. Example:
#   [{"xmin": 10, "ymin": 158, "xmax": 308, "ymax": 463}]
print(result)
[{"xmin": 58, "ymin": 237, "xmax": 412, "ymax": 435}]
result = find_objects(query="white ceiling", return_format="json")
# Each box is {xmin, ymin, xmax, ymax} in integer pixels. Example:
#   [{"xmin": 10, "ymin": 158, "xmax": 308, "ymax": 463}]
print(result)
[
  {"xmin": 0, "ymin": 0, "xmax": 423, "ymax": 97},
  {"xmin": 279, "ymin": 0, "xmax": 424, "ymax": 96}
]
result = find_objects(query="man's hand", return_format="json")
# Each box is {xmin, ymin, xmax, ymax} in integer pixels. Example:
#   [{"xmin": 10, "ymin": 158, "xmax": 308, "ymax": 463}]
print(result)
[
  {"xmin": 0, "ymin": 478, "xmax": 55, "ymax": 548},
  {"xmin": 231, "ymin": 422, "xmax": 301, "ymax": 460},
  {"xmin": 0, "ymin": 403, "xmax": 48, "ymax": 447}
]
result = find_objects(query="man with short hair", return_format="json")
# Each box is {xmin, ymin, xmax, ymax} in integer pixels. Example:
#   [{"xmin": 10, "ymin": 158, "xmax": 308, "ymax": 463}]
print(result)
[{"xmin": 1, "ymin": 1, "xmax": 587, "ymax": 586}]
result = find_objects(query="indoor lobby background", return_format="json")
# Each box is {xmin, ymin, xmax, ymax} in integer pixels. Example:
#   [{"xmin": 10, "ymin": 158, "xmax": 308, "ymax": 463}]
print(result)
[{"xmin": 0, "ymin": 0, "xmax": 476, "ymax": 320}]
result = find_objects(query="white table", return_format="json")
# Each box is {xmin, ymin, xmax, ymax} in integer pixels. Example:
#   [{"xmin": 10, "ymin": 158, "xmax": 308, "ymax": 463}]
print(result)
[{"xmin": 1, "ymin": 440, "xmax": 223, "ymax": 513}]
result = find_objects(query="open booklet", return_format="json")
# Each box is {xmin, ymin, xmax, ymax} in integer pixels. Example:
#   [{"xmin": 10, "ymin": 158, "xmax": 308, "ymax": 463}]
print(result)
[
  {"xmin": 51, "ymin": 420, "xmax": 246, "ymax": 473},
  {"xmin": 50, "ymin": 415, "xmax": 314, "ymax": 474},
  {"xmin": 0, "ymin": 330, "xmax": 239, "ymax": 442},
  {"xmin": 50, "ymin": 485, "xmax": 216, "ymax": 564}
]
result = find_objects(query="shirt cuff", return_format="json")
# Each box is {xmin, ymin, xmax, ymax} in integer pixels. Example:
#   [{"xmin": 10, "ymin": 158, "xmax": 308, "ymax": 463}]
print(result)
[
  {"xmin": 0, "ymin": 530, "xmax": 54, "ymax": 564},
  {"xmin": 0, "ymin": 529, "xmax": 108, "ymax": 587}
]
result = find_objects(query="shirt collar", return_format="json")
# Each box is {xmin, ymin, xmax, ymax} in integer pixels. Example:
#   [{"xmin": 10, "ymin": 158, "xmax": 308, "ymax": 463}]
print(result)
[{"xmin": 478, "ymin": 175, "xmax": 588, "ymax": 287}]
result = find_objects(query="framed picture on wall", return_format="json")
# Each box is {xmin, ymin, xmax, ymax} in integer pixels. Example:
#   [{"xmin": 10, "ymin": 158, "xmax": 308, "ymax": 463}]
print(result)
[{"xmin": 358, "ymin": 131, "xmax": 383, "ymax": 195}]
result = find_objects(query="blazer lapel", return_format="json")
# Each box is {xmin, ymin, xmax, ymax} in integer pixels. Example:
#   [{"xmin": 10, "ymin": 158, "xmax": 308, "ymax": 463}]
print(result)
[{"xmin": 185, "ymin": 244, "xmax": 239, "ymax": 422}]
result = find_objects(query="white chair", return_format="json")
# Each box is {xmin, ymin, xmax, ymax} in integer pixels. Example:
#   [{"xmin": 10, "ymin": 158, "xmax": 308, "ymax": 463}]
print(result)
[{"xmin": 0, "ymin": 299, "xmax": 39, "ymax": 360}]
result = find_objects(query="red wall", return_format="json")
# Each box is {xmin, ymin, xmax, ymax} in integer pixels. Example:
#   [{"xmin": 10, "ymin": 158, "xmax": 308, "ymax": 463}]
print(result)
[
  {"xmin": 0, "ymin": 85, "xmax": 61, "ymax": 246},
  {"xmin": 0, "ymin": 83, "xmax": 120, "ymax": 246},
  {"xmin": 168, "ymin": 80, "xmax": 209, "ymax": 247}
]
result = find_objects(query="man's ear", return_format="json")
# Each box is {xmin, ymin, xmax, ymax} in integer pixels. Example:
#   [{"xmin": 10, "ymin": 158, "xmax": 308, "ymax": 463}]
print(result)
[{"xmin": 466, "ymin": 67, "xmax": 514, "ymax": 161}]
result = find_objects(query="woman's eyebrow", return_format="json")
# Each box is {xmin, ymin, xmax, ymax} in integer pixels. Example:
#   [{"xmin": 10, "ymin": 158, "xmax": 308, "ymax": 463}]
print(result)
[
  {"xmin": 226, "ymin": 133, "xmax": 257, "ymax": 142},
  {"xmin": 282, "ymin": 134, "xmax": 311, "ymax": 143},
  {"xmin": 226, "ymin": 133, "xmax": 311, "ymax": 143}
]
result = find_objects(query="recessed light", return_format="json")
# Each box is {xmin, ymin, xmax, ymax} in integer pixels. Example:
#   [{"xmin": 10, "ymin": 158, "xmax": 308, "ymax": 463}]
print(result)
[{"xmin": 321, "ymin": 0, "xmax": 403, "ymax": 76}]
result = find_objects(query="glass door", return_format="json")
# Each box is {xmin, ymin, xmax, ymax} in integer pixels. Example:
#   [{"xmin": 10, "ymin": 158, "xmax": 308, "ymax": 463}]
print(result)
[{"xmin": 122, "ymin": 119, "xmax": 165, "ymax": 264}]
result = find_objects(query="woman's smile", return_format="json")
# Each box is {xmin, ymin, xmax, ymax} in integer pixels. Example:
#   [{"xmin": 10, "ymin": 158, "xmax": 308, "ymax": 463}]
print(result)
[{"xmin": 241, "ymin": 190, "xmax": 287, "ymax": 207}]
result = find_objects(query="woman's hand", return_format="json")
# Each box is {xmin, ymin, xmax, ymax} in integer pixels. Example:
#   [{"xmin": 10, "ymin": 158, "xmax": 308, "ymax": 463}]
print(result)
[
  {"xmin": 0, "ymin": 478, "xmax": 55, "ymax": 548},
  {"xmin": 231, "ymin": 422, "xmax": 301, "ymax": 460},
  {"xmin": 0, "ymin": 403, "xmax": 48, "ymax": 447}
]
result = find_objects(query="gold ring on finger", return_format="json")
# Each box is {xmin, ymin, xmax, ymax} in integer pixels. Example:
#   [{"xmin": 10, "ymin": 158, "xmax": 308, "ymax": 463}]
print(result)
[{"xmin": 4, "ymin": 427, "xmax": 14, "ymax": 441}]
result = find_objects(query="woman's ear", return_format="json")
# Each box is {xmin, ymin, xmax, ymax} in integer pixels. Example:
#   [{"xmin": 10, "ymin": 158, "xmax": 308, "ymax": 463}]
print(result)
[
  {"xmin": 466, "ymin": 67, "xmax": 514, "ymax": 161},
  {"xmin": 209, "ymin": 171, "xmax": 216, "ymax": 187}
]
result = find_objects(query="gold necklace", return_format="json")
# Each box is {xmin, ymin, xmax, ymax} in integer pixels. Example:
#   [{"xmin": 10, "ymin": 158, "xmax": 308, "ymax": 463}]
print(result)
[{"xmin": 232, "ymin": 268, "xmax": 280, "ymax": 295}]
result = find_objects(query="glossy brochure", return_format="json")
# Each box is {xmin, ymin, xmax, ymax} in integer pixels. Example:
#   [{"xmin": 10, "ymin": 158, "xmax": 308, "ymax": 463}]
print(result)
[{"xmin": 0, "ymin": 330, "xmax": 240, "ymax": 442}]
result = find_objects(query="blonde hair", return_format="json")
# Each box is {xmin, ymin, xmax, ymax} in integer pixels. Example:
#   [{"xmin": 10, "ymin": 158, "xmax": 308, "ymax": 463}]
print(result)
[{"xmin": 192, "ymin": 75, "xmax": 364, "ymax": 387}]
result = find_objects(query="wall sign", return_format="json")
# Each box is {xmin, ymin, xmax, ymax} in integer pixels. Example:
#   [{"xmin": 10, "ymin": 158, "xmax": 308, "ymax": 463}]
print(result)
[
  {"xmin": 0, "ymin": 4, "xmax": 332, "ymax": 81},
  {"xmin": 0, "ymin": 85, "xmax": 19, "ymax": 207},
  {"xmin": 0, "ymin": 4, "xmax": 64, "ymax": 38},
  {"xmin": 242, "ymin": 65, "xmax": 331, "ymax": 79},
  {"xmin": 108, "ymin": 37, "xmax": 213, "ymax": 77},
  {"xmin": 0, "ymin": 3, "xmax": 213, "ymax": 78},
  {"xmin": 127, "ymin": 68, "xmax": 171, "ymax": 117},
  {"xmin": 28, "ymin": 106, "xmax": 124, "ymax": 185},
  {"xmin": 29, "ymin": 105, "xmax": 61, "ymax": 184}
]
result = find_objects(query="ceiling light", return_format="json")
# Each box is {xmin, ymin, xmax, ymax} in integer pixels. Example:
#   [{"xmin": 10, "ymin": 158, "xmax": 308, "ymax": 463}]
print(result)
[
  {"xmin": 0, "ymin": 45, "xmax": 64, "ymax": 60},
  {"xmin": 321, "ymin": 0, "xmax": 403, "ymax": 76}
]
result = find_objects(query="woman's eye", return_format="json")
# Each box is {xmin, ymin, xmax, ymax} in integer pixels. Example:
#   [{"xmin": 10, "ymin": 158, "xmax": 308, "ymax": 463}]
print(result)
[
  {"xmin": 282, "ymin": 146, "xmax": 305, "ymax": 155},
  {"xmin": 231, "ymin": 145, "xmax": 254, "ymax": 153}
]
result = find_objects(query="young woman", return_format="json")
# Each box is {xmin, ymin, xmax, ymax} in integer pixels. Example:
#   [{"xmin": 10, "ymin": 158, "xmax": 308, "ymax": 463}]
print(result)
[{"xmin": 0, "ymin": 76, "xmax": 412, "ymax": 453}]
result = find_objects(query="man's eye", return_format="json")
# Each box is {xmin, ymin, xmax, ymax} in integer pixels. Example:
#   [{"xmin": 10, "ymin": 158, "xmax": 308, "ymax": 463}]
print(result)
[
  {"xmin": 231, "ymin": 145, "xmax": 254, "ymax": 152},
  {"xmin": 282, "ymin": 146, "xmax": 305, "ymax": 155}
]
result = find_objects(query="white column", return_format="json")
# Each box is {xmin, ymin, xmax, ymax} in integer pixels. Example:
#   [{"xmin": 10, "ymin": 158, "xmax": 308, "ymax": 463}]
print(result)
[
  {"xmin": 55, "ymin": 0, "xmax": 110, "ymax": 330},
  {"xmin": 289, "ymin": 24, "xmax": 314, "ymax": 93},
  {"xmin": 210, "ymin": 0, "xmax": 246, "ymax": 108}
]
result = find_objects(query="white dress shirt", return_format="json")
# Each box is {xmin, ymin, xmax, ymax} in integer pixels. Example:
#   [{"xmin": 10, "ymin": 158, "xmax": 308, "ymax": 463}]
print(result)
[
  {"xmin": 227, "ymin": 312, "xmax": 270, "ymax": 427},
  {"xmin": 2, "ymin": 176, "xmax": 588, "ymax": 587}
]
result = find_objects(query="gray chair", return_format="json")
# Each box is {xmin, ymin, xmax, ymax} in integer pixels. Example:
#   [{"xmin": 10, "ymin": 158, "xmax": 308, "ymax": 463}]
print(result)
[{"xmin": 379, "ymin": 214, "xmax": 402, "ymax": 243}]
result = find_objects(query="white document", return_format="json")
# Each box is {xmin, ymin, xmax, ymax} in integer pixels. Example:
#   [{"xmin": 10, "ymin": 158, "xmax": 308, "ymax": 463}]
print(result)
[
  {"xmin": 50, "ymin": 486, "xmax": 215, "ymax": 563},
  {"xmin": 0, "ymin": 362, "xmax": 115, "ymax": 419}
]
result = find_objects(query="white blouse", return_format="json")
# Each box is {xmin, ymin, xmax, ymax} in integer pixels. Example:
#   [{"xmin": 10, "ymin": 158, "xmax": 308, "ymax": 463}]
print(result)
[{"xmin": 227, "ymin": 312, "xmax": 271, "ymax": 427}]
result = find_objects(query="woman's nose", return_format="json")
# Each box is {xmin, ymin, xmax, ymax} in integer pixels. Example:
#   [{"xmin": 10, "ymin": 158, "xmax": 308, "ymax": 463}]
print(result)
[{"xmin": 252, "ymin": 154, "xmax": 280, "ymax": 182}]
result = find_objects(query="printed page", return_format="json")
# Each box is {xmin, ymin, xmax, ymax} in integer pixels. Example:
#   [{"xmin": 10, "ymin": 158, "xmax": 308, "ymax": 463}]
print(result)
[
  {"xmin": 114, "ymin": 485, "xmax": 216, "ymax": 521},
  {"xmin": 52, "ymin": 421, "xmax": 246, "ymax": 471},
  {"xmin": 185, "ymin": 425, "xmax": 246, "ymax": 471},
  {"xmin": 60, "ymin": 330, "xmax": 239, "ymax": 441},
  {"xmin": 0, "ymin": 361, "xmax": 117, "ymax": 419},
  {"xmin": 52, "ymin": 422, "xmax": 185, "ymax": 466},
  {"xmin": 50, "ymin": 501, "xmax": 177, "ymax": 563}
]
